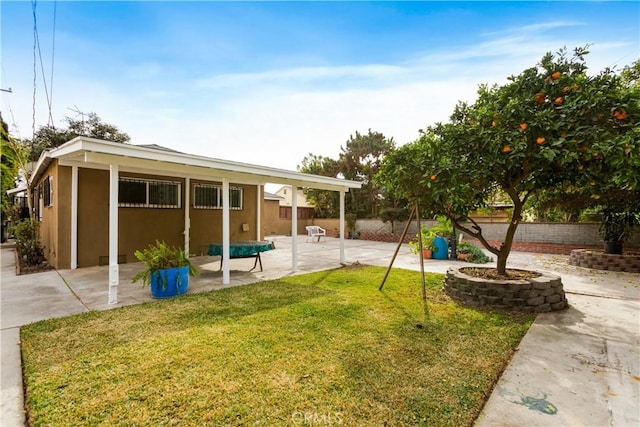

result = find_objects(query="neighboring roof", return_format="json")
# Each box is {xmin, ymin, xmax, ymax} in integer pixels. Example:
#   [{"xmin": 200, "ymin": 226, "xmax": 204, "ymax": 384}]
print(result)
[
  {"xmin": 275, "ymin": 185, "xmax": 315, "ymax": 208},
  {"xmin": 31, "ymin": 137, "xmax": 362, "ymax": 192},
  {"xmin": 264, "ymin": 191, "xmax": 284, "ymax": 201},
  {"xmin": 6, "ymin": 186, "xmax": 27, "ymax": 196}
]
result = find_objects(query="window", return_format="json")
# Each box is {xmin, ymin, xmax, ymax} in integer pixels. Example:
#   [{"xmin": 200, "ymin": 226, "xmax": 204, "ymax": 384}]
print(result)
[
  {"xmin": 193, "ymin": 183, "xmax": 243, "ymax": 210},
  {"xmin": 118, "ymin": 178, "xmax": 181, "ymax": 208},
  {"xmin": 43, "ymin": 176, "xmax": 53, "ymax": 207},
  {"xmin": 230, "ymin": 187, "xmax": 243, "ymax": 210},
  {"xmin": 194, "ymin": 184, "xmax": 221, "ymax": 209},
  {"xmin": 36, "ymin": 184, "xmax": 43, "ymax": 221}
]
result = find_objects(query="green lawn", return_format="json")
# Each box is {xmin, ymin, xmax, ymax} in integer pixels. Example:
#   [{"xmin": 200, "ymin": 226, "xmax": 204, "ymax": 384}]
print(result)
[{"xmin": 21, "ymin": 266, "xmax": 532, "ymax": 426}]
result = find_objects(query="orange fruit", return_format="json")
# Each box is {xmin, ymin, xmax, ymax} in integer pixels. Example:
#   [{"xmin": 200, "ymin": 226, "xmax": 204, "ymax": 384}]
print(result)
[
  {"xmin": 430, "ymin": 174, "xmax": 437, "ymax": 181},
  {"xmin": 563, "ymin": 86, "xmax": 571, "ymax": 93},
  {"xmin": 534, "ymin": 92, "xmax": 545, "ymax": 104},
  {"xmin": 520, "ymin": 123, "xmax": 528, "ymax": 131},
  {"xmin": 573, "ymin": 83, "xmax": 580, "ymax": 90},
  {"xmin": 492, "ymin": 120, "xmax": 497, "ymax": 127},
  {"xmin": 552, "ymin": 71, "xmax": 561, "ymax": 80},
  {"xmin": 502, "ymin": 145, "xmax": 511, "ymax": 153},
  {"xmin": 613, "ymin": 109, "xmax": 627, "ymax": 120},
  {"xmin": 555, "ymin": 97, "xmax": 564, "ymax": 104},
  {"xmin": 536, "ymin": 137, "xmax": 546, "ymax": 145}
]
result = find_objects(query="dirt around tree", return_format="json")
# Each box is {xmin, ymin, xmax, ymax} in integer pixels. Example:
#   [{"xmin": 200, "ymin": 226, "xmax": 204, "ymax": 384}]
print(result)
[{"xmin": 460, "ymin": 267, "xmax": 541, "ymax": 280}]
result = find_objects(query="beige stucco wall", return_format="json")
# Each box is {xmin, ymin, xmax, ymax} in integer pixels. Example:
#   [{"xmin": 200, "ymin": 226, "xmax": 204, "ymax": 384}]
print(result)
[
  {"xmin": 56, "ymin": 164, "xmax": 72, "ymax": 268},
  {"xmin": 262, "ymin": 199, "xmax": 281, "ymax": 236},
  {"xmin": 72, "ymin": 168, "xmax": 263, "ymax": 267},
  {"xmin": 36, "ymin": 161, "xmax": 58, "ymax": 267},
  {"xmin": 77, "ymin": 168, "xmax": 110, "ymax": 267},
  {"xmin": 188, "ymin": 180, "xmax": 260, "ymax": 256}
]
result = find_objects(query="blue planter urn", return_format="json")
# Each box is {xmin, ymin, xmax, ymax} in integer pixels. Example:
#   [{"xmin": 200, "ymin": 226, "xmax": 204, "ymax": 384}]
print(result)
[{"xmin": 150, "ymin": 266, "xmax": 189, "ymax": 298}]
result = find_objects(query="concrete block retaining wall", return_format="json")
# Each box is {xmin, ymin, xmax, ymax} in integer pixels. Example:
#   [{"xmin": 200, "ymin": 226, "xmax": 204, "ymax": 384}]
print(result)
[
  {"xmin": 443, "ymin": 267, "xmax": 568, "ymax": 313},
  {"xmin": 356, "ymin": 219, "xmax": 640, "ymax": 249}
]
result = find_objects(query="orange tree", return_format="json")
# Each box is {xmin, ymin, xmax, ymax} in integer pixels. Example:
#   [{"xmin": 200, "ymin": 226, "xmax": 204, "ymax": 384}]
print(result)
[{"xmin": 377, "ymin": 48, "xmax": 639, "ymax": 274}]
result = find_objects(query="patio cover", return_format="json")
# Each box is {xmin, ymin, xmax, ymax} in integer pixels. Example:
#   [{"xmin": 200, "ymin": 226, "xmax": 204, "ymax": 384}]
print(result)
[{"xmin": 30, "ymin": 137, "xmax": 362, "ymax": 304}]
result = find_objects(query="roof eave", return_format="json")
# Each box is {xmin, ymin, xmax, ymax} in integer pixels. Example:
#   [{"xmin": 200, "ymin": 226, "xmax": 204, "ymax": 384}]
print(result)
[{"xmin": 49, "ymin": 137, "xmax": 361, "ymax": 191}]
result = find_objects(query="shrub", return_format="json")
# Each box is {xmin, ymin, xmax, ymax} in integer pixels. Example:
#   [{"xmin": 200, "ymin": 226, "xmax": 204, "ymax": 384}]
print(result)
[
  {"xmin": 11, "ymin": 219, "xmax": 46, "ymax": 266},
  {"xmin": 458, "ymin": 241, "xmax": 492, "ymax": 264},
  {"xmin": 132, "ymin": 240, "xmax": 199, "ymax": 287}
]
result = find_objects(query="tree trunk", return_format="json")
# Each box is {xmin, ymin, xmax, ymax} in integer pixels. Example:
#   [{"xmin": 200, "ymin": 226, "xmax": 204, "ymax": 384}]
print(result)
[
  {"xmin": 496, "ymin": 251, "xmax": 508, "ymax": 275},
  {"xmin": 448, "ymin": 188, "xmax": 527, "ymax": 276},
  {"xmin": 495, "ymin": 191, "xmax": 525, "ymax": 275}
]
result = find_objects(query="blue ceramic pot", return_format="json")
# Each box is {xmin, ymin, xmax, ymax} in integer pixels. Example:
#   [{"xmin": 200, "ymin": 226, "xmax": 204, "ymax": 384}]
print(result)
[
  {"xmin": 432, "ymin": 236, "xmax": 449, "ymax": 260},
  {"xmin": 150, "ymin": 266, "xmax": 189, "ymax": 298}
]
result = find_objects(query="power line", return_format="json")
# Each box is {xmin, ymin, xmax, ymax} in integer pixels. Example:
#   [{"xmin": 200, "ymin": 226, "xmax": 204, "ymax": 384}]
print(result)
[
  {"xmin": 30, "ymin": 0, "xmax": 57, "ymax": 136},
  {"xmin": 33, "ymin": 1, "xmax": 54, "ymax": 127},
  {"xmin": 49, "ymin": 0, "xmax": 57, "ymax": 127},
  {"xmin": 31, "ymin": 0, "xmax": 37, "ymax": 138}
]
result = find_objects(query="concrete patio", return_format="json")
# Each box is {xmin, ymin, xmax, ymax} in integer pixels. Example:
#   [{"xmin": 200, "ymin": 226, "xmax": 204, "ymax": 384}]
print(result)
[{"xmin": 2, "ymin": 236, "xmax": 639, "ymax": 426}]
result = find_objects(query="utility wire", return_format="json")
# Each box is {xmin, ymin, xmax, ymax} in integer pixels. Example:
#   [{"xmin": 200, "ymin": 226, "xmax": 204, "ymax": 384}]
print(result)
[
  {"xmin": 33, "ymin": 3, "xmax": 53, "ymax": 127},
  {"xmin": 32, "ymin": 0, "xmax": 37, "ymax": 138},
  {"xmin": 31, "ymin": 0, "xmax": 55, "ymax": 135},
  {"xmin": 48, "ymin": 0, "xmax": 57, "ymax": 127}
]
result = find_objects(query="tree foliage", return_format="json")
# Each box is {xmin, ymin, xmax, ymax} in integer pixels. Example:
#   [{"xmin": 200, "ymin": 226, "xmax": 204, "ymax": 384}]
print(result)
[
  {"xmin": 338, "ymin": 130, "xmax": 395, "ymax": 218},
  {"xmin": 299, "ymin": 130, "xmax": 395, "ymax": 218},
  {"xmin": 378, "ymin": 47, "xmax": 639, "ymax": 274},
  {"xmin": 298, "ymin": 154, "xmax": 341, "ymax": 218},
  {"xmin": 2, "ymin": 112, "xmax": 129, "ymax": 262},
  {"xmin": 27, "ymin": 112, "xmax": 130, "ymax": 161},
  {"xmin": 2, "ymin": 116, "xmax": 34, "ymax": 218},
  {"xmin": 1, "ymin": 117, "xmax": 16, "ymax": 209}
]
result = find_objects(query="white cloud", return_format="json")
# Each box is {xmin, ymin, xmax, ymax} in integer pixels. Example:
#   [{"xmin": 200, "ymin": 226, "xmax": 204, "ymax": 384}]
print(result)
[{"xmin": 3, "ymin": 14, "xmax": 637, "ymax": 177}]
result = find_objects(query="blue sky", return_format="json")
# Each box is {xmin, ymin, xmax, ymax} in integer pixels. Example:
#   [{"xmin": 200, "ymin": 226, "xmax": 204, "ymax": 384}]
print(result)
[{"xmin": 1, "ymin": 1, "xmax": 638, "ymax": 175}]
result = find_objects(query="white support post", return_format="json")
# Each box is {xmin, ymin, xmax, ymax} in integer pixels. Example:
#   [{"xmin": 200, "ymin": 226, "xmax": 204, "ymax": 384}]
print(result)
[
  {"xmin": 70, "ymin": 165, "xmax": 78, "ymax": 269},
  {"xmin": 339, "ymin": 189, "xmax": 345, "ymax": 264},
  {"xmin": 222, "ymin": 179, "xmax": 230, "ymax": 285},
  {"xmin": 108, "ymin": 164, "xmax": 119, "ymax": 305},
  {"xmin": 184, "ymin": 177, "xmax": 190, "ymax": 257},
  {"xmin": 256, "ymin": 184, "xmax": 262, "ymax": 241},
  {"xmin": 291, "ymin": 185, "xmax": 298, "ymax": 272}
]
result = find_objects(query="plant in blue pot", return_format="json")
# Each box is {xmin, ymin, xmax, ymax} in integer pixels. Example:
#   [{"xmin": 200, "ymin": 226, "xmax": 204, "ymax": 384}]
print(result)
[{"xmin": 132, "ymin": 240, "xmax": 199, "ymax": 298}]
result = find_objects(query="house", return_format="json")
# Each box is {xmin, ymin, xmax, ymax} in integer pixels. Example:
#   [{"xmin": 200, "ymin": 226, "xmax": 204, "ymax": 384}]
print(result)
[
  {"xmin": 28, "ymin": 137, "xmax": 361, "ymax": 304},
  {"xmin": 266, "ymin": 185, "xmax": 316, "ymax": 236},
  {"xmin": 274, "ymin": 185, "xmax": 314, "ymax": 208}
]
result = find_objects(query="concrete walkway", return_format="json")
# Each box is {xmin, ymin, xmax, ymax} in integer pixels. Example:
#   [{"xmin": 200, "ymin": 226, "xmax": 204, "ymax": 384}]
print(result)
[{"xmin": 1, "ymin": 237, "xmax": 638, "ymax": 426}]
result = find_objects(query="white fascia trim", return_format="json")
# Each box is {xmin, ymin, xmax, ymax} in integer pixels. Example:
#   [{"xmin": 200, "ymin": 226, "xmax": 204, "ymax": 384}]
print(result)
[
  {"xmin": 50, "ymin": 137, "xmax": 362, "ymax": 191},
  {"xmin": 28, "ymin": 152, "xmax": 52, "ymax": 186}
]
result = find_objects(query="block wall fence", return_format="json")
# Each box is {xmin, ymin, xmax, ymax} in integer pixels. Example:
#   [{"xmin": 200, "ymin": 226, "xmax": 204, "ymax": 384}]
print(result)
[{"xmin": 351, "ymin": 219, "xmax": 640, "ymax": 252}]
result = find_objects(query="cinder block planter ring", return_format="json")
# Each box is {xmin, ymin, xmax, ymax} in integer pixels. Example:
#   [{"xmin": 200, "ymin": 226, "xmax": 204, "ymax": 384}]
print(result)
[
  {"xmin": 569, "ymin": 249, "xmax": 640, "ymax": 273},
  {"xmin": 443, "ymin": 267, "xmax": 568, "ymax": 313}
]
